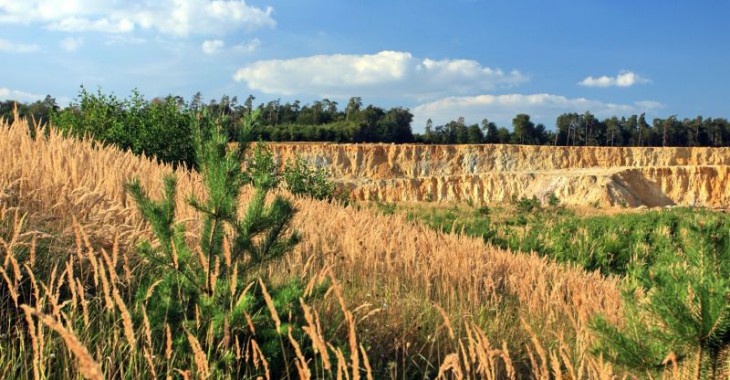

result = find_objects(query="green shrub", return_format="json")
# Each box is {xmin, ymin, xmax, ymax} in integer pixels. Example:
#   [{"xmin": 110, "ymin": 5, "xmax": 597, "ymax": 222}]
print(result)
[
  {"xmin": 52, "ymin": 87, "xmax": 199, "ymax": 168},
  {"xmin": 377, "ymin": 201, "xmax": 397, "ymax": 216},
  {"xmin": 476, "ymin": 205, "xmax": 490, "ymax": 216},
  {"xmin": 282, "ymin": 155, "xmax": 340, "ymax": 202},
  {"xmin": 514, "ymin": 196, "xmax": 541, "ymax": 213},
  {"xmin": 547, "ymin": 193, "xmax": 560, "ymax": 207}
]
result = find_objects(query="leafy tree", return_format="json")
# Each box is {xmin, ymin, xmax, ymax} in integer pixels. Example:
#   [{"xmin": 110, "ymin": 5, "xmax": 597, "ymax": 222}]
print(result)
[
  {"xmin": 345, "ymin": 96, "xmax": 362, "ymax": 121},
  {"xmin": 467, "ymin": 123, "xmax": 484, "ymax": 144},
  {"xmin": 354, "ymin": 105, "xmax": 386, "ymax": 142},
  {"xmin": 496, "ymin": 127, "xmax": 511, "ymax": 143},
  {"xmin": 625, "ymin": 114, "xmax": 639, "ymax": 146},
  {"xmin": 323, "ymin": 98, "xmax": 338, "ymax": 122},
  {"xmin": 423, "ymin": 118, "xmax": 436, "ymax": 143},
  {"xmin": 377, "ymin": 107, "xmax": 414, "ymax": 143},
  {"xmin": 12, "ymin": 87, "xmax": 730, "ymax": 148},
  {"xmin": 190, "ymin": 91, "xmax": 203, "ymax": 111},
  {"xmin": 263, "ymin": 99, "xmax": 281, "ymax": 125},
  {"xmin": 243, "ymin": 95, "xmax": 256, "ymax": 116},
  {"xmin": 481, "ymin": 118, "xmax": 499, "ymax": 144},
  {"xmin": 555, "ymin": 113, "xmax": 576, "ymax": 146},
  {"xmin": 50, "ymin": 87, "xmax": 197, "ymax": 167},
  {"xmin": 583, "ymin": 111, "xmax": 599, "ymax": 145},
  {"xmin": 605, "ymin": 116, "xmax": 621, "ymax": 146},
  {"xmin": 638, "ymin": 113, "xmax": 650, "ymax": 146},
  {"xmin": 687, "ymin": 116, "xmax": 704, "ymax": 146},
  {"xmin": 512, "ymin": 113, "xmax": 536, "ymax": 144},
  {"xmin": 0, "ymin": 95, "xmax": 58, "ymax": 128}
]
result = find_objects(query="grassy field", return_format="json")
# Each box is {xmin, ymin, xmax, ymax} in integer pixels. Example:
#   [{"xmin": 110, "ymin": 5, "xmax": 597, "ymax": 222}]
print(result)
[
  {"xmin": 372, "ymin": 200, "xmax": 730, "ymax": 378},
  {"xmin": 1, "ymin": 113, "xmax": 729, "ymax": 378},
  {"xmin": 374, "ymin": 200, "xmax": 730, "ymax": 276}
]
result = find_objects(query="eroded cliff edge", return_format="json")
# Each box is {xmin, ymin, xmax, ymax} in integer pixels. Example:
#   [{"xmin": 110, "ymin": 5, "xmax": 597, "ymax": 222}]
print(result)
[{"xmin": 266, "ymin": 143, "xmax": 730, "ymax": 208}]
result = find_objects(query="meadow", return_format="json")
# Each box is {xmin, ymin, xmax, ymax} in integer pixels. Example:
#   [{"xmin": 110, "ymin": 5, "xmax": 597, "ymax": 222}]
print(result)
[{"xmin": 1, "ymin": 109, "xmax": 729, "ymax": 379}]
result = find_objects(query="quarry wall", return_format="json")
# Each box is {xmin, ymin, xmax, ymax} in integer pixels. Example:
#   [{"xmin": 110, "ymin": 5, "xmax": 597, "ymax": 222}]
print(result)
[{"xmin": 266, "ymin": 143, "xmax": 730, "ymax": 208}]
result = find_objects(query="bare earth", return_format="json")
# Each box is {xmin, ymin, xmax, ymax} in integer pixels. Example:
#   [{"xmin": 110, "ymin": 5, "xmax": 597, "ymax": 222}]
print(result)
[{"xmin": 266, "ymin": 143, "xmax": 730, "ymax": 208}]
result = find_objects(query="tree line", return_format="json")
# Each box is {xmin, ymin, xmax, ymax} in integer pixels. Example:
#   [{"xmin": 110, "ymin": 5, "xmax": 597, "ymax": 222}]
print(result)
[
  {"xmin": 3, "ymin": 89, "xmax": 730, "ymax": 166},
  {"xmin": 420, "ymin": 111, "xmax": 730, "ymax": 147},
  {"xmin": 191, "ymin": 93, "xmax": 415, "ymax": 143}
]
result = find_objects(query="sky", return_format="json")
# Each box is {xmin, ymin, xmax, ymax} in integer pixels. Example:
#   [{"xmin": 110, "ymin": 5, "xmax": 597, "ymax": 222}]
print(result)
[{"xmin": 1, "ymin": 0, "xmax": 729, "ymax": 132}]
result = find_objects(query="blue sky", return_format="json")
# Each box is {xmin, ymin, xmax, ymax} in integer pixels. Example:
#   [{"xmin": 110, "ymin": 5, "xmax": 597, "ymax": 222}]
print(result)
[{"xmin": 1, "ymin": 0, "xmax": 728, "ymax": 131}]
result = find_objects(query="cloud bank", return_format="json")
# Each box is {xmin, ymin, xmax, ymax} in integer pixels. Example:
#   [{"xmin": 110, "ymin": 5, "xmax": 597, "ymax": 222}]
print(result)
[
  {"xmin": 233, "ymin": 50, "xmax": 527, "ymax": 100},
  {"xmin": 0, "ymin": 0, "xmax": 276, "ymax": 36},
  {"xmin": 0, "ymin": 87, "xmax": 45, "ymax": 102},
  {"xmin": 411, "ymin": 94, "xmax": 664, "ymax": 130},
  {"xmin": 579, "ymin": 71, "xmax": 650, "ymax": 88}
]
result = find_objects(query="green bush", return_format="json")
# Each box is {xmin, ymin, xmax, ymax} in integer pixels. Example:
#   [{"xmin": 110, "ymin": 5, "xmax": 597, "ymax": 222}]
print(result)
[
  {"xmin": 282, "ymin": 155, "xmax": 339, "ymax": 202},
  {"xmin": 547, "ymin": 193, "xmax": 560, "ymax": 207},
  {"xmin": 513, "ymin": 195, "xmax": 541, "ymax": 213},
  {"xmin": 52, "ymin": 87, "xmax": 198, "ymax": 168}
]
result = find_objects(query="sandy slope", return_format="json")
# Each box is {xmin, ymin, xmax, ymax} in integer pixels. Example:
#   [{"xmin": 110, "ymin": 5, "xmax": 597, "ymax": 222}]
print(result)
[{"xmin": 266, "ymin": 143, "xmax": 730, "ymax": 207}]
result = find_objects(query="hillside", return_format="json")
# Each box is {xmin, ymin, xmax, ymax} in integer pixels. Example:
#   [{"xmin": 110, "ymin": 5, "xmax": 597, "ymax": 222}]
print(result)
[
  {"xmin": 0, "ymin": 115, "xmax": 626, "ymax": 377},
  {"xmin": 266, "ymin": 143, "xmax": 730, "ymax": 207}
]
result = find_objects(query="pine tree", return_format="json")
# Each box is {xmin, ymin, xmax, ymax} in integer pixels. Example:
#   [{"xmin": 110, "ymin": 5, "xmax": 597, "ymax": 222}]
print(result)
[
  {"xmin": 127, "ymin": 108, "xmax": 298, "ymax": 293},
  {"xmin": 592, "ymin": 216, "xmax": 730, "ymax": 379},
  {"xmin": 125, "ymin": 108, "xmax": 304, "ymax": 373}
]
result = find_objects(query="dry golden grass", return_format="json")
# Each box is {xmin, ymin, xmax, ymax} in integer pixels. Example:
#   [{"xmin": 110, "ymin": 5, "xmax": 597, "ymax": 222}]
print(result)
[
  {"xmin": 20, "ymin": 305, "xmax": 104, "ymax": 380},
  {"xmin": 0, "ymin": 113, "xmax": 654, "ymax": 378}
]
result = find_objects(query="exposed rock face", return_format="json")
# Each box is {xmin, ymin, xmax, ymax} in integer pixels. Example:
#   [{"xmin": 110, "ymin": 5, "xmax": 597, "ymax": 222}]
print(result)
[{"xmin": 266, "ymin": 143, "xmax": 730, "ymax": 208}]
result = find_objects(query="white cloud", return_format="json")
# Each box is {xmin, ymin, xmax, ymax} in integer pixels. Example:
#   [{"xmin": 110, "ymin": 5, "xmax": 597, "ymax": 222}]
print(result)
[
  {"xmin": 0, "ymin": 87, "xmax": 45, "ymax": 102},
  {"xmin": 233, "ymin": 50, "xmax": 527, "ymax": 100},
  {"xmin": 0, "ymin": 0, "xmax": 276, "ymax": 36},
  {"xmin": 60, "ymin": 36, "xmax": 83, "ymax": 51},
  {"xmin": 411, "ymin": 94, "xmax": 664, "ymax": 131},
  {"xmin": 49, "ymin": 17, "xmax": 135, "ymax": 33},
  {"xmin": 233, "ymin": 38, "xmax": 260, "ymax": 53},
  {"xmin": 202, "ymin": 39, "xmax": 224, "ymax": 55},
  {"xmin": 104, "ymin": 35, "xmax": 147, "ymax": 46},
  {"xmin": 578, "ymin": 70, "xmax": 650, "ymax": 88},
  {"xmin": 0, "ymin": 38, "xmax": 39, "ymax": 53},
  {"xmin": 634, "ymin": 100, "xmax": 664, "ymax": 109}
]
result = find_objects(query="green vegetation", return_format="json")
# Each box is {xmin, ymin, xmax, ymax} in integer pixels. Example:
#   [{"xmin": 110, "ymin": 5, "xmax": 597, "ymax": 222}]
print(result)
[
  {"xmin": 591, "ymin": 217, "xmax": 730, "ymax": 379},
  {"xmin": 42, "ymin": 89, "xmax": 346, "ymax": 204},
  {"xmin": 389, "ymin": 201, "xmax": 730, "ymax": 276},
  {"xmin": 49, "ymin": 87, "xmax": 198, "ymax": 167},
  {"xmin": 282, "ymin": 154, "xmax": 346, "ymax": 202},
  {"xmin": 375, "ymin": 200, "xmax": 730, "ymax": 377},
  {"xmin": 4, "ymin": 88, "xmax": 730, "ymax": 153},
  {"xmin": 125, "ymin": 109, "xmax": 314, "ymax": 377},
  {"xmin": 0, "ymin": 110, "xmax": 371, "ymax": 379}
]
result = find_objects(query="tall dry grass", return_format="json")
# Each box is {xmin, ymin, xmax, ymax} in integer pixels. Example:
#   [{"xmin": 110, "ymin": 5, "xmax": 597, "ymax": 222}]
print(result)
[
  {"xmin": 0, "ymin": 203, "xmax": 372, "ymax": 379},
  {"xmin": 0, "ymin": 112, "xmax": 675, "ymax": 378}
]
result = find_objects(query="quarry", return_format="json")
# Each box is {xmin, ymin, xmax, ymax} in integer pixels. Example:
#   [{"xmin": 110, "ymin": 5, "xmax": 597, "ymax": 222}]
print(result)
[{"xmin": 268, "ymin": 143, "xmax": 730, "ymax": 208}]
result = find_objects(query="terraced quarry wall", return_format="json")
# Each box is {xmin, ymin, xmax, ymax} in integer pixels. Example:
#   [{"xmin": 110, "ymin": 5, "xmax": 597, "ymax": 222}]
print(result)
[{"xmin": 267, "ymin": 143, "xmax": 730, "ymax": 208}]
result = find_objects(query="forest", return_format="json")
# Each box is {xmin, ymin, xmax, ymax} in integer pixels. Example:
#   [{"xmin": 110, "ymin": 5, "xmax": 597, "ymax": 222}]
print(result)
[{"xmin": 2, "ymin": 88, "xmax": 730, "ymax": 167}]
